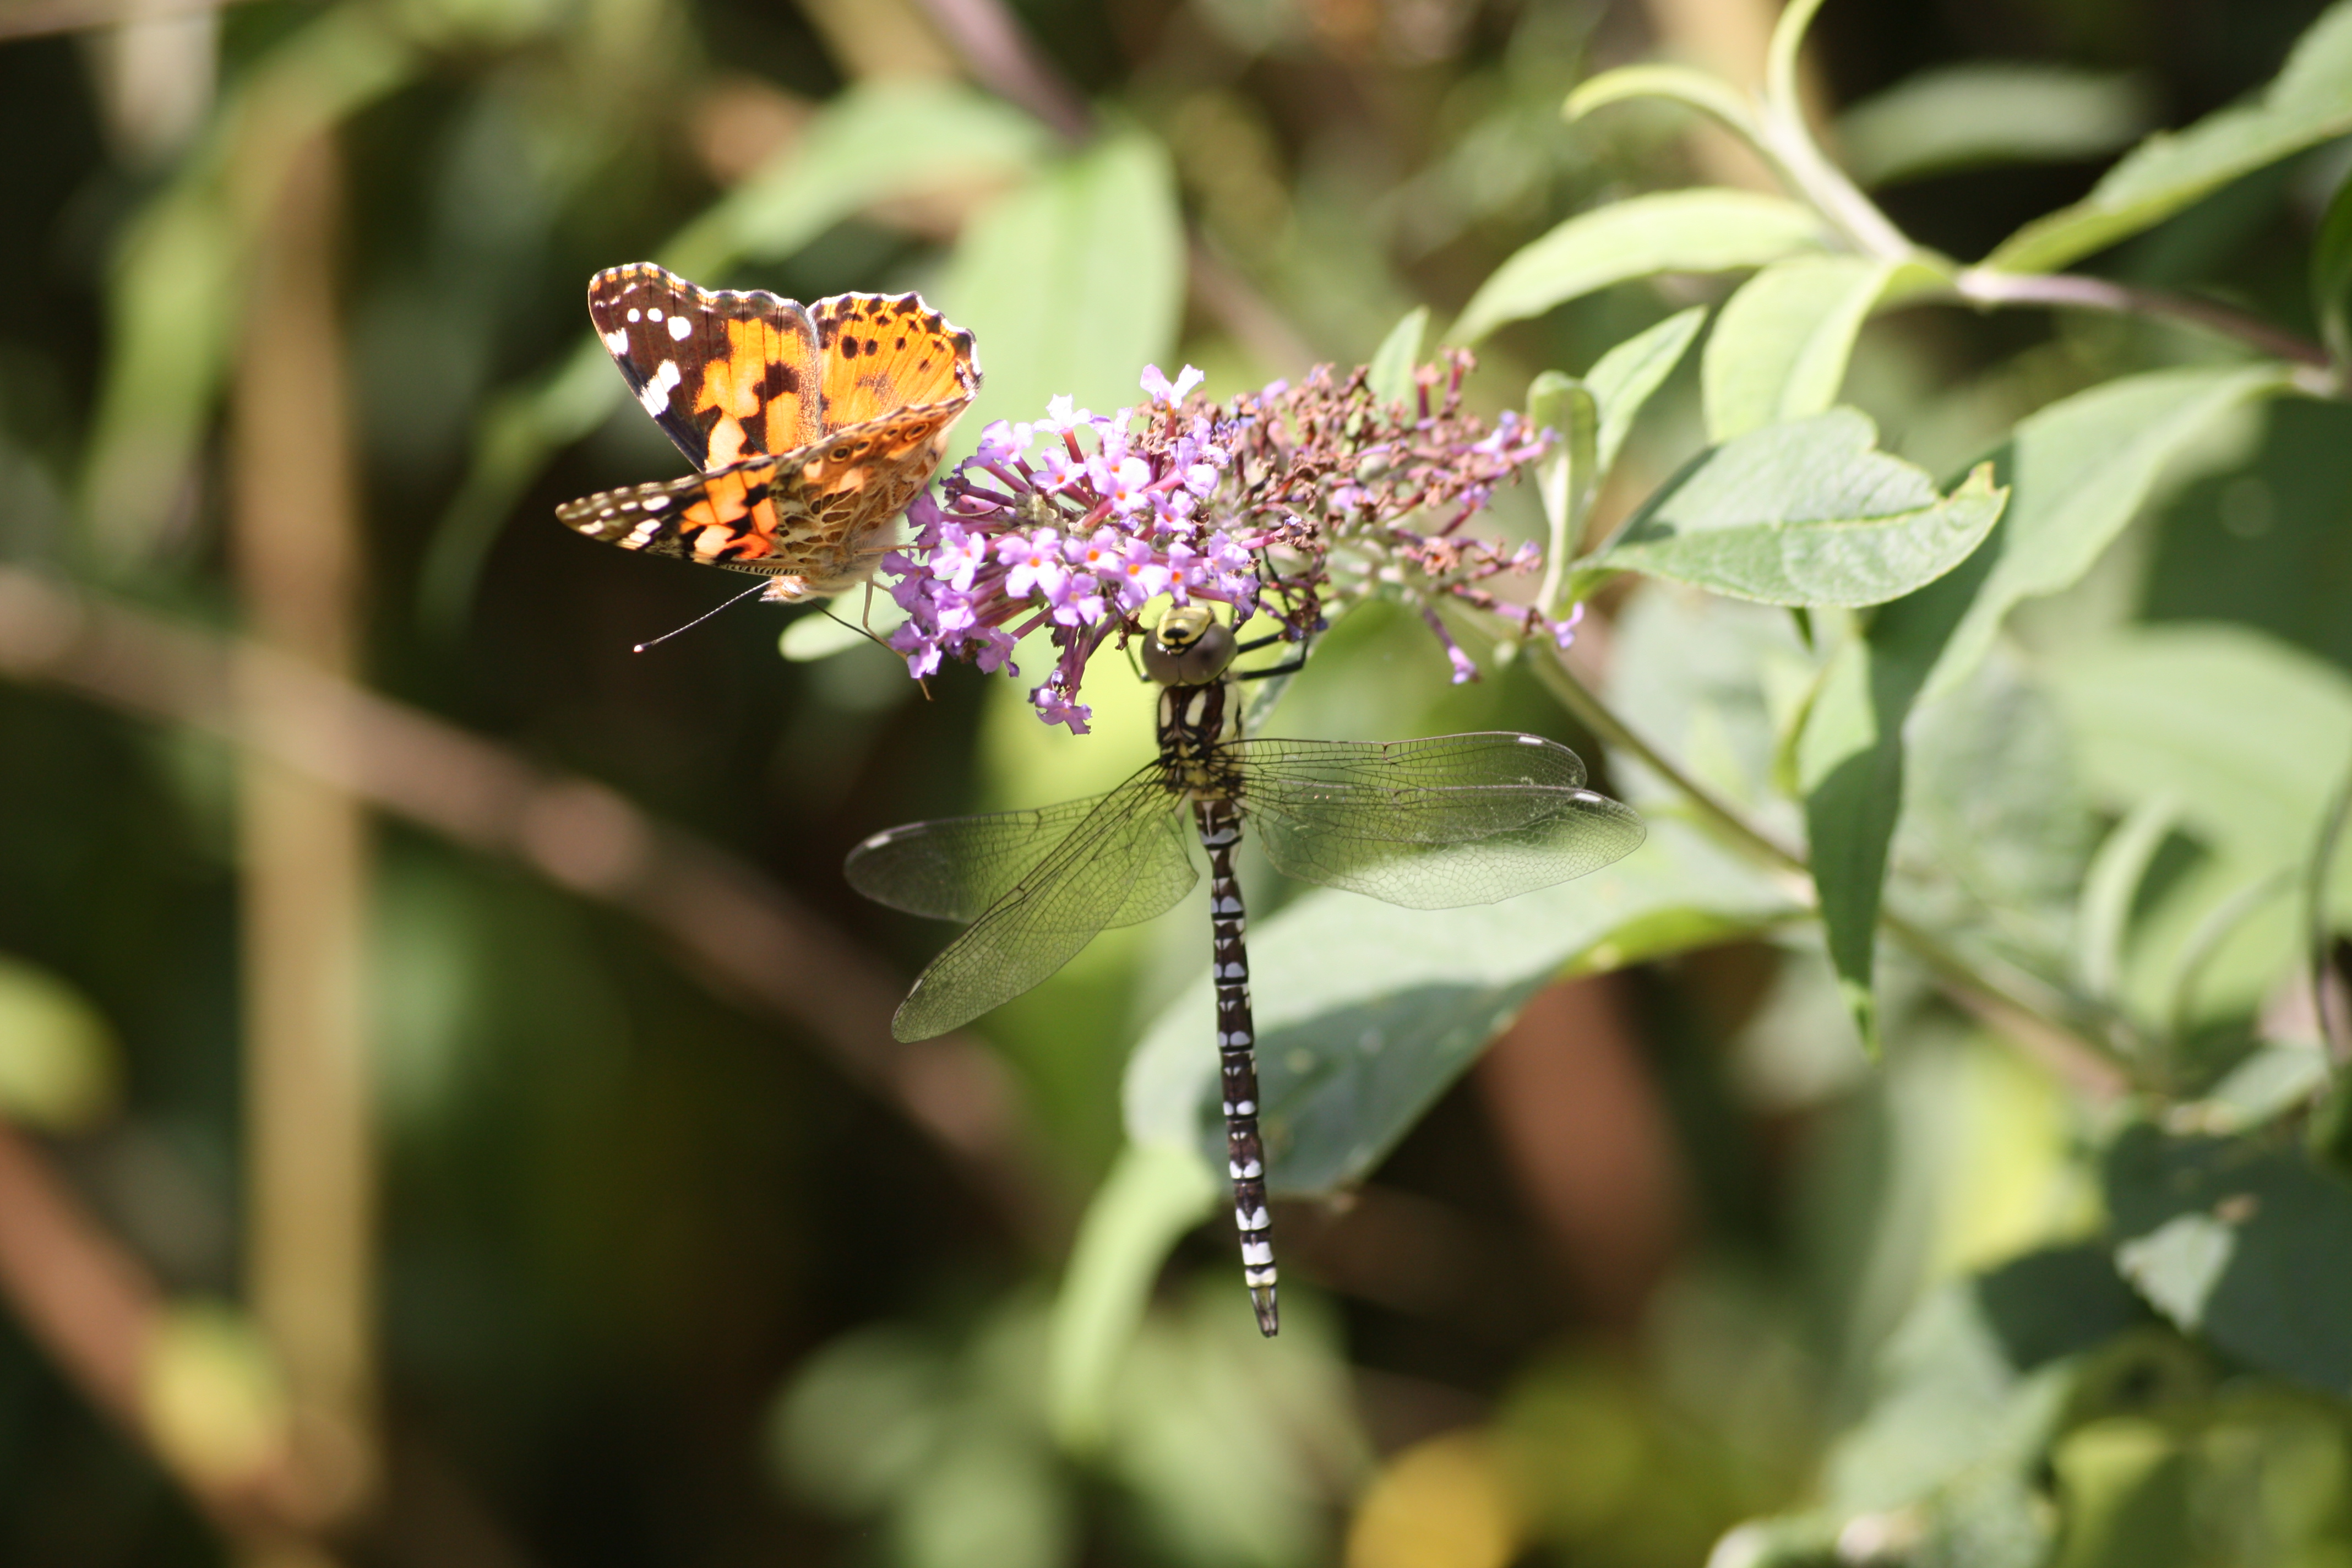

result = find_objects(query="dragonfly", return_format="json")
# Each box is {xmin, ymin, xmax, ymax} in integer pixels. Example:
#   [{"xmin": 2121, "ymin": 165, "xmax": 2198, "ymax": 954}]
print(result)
[{"xmin": 844, "ymin": 606, "xmax": 1646, "ymax": 1335}]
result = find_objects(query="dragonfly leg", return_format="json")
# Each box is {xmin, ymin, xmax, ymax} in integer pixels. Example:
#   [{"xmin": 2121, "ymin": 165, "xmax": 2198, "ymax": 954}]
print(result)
[{"xmin": 1195, "ymin": 797, "xmax": 1279, "ymax": 1336}]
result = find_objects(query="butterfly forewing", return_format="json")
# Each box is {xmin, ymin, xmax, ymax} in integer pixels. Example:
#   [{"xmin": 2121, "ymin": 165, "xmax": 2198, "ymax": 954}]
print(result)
[
  {"xmin": 888, "ymin": 783, "xmax": 1199, "ymax": 1042},
  {"xmin": 1234, "ymin": 733, "xmax": 1646, "ymax": 908},
  {"xmin": 587, "ymin": 263, "xmax": 822, "ymax": 470},
  {"xmin": 809, "ymin": 292, "xmax": 980, "ymax": 428}
]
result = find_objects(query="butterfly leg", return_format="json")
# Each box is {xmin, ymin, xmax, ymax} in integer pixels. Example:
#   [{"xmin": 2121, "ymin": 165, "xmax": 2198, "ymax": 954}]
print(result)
[{"xmin": 1194, "ymin": 796, "xmax": 1278, "ymax": 1336}]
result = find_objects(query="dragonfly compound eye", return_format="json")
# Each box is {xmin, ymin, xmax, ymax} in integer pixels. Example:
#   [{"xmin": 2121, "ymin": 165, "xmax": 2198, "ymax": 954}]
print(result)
[{"xmin": 1142, "ymin": 607, "xmax": 1236, "ymax": 685}]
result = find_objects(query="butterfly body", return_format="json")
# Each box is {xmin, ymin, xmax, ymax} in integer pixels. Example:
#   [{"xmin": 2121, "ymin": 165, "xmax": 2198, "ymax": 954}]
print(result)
[{"xmin": 558, "ymin": 263, "xmax": 979, "ymax": 602}]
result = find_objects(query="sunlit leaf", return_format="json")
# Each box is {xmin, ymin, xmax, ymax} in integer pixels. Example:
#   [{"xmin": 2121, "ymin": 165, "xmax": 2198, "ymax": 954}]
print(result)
[
  {"xmin": 1835, "ymin": 64, "xmax": 2155, "ymax": 188},
  {"xmin": 2044, "ymin": 625, "xmax": 2352, "ymax": 872},
  {"xmin": 939, "ymin": 133, "xmax": 1185, "ymax": 453},
  {"xmin": 1366, "ymin": 306, "xmax": 1431, "ymax": 406},
  {"xmin": 1585, "ymin": 305, "xmax": 1707, "ymax": 475},
  {"xmin": 1702, "ymin": 256, "xmax": 1897, "ymax": 442},
  {"xmin": 1578, "ymin": 410, "xmax": 2006, "ymax": 608},
  {"xmin": 1915, "ymin": 364, "xmax": 2291, "ymax": 705},
  {"xmin": 1124, "ymin": 818, "xmax": 1798, "ymax": 1195},
  {"xmin": 1453, "ymin": 190, "xmax": 1827, "ymax": 344},
  {"xmin": 1048, "ymin": 1142, "xmax": 1215, "ymax": 1451},
  {"xmin": 1984, "ymin": 0, "xmax": 2352, "ymax": 272},
  {"xmin": 2108, "ymin": 1123, "xmax": 2352, "ymax": 1397}
]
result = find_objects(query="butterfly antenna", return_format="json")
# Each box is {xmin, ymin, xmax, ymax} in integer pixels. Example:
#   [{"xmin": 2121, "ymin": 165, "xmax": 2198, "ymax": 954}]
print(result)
[{"xmin": 634, "ymin": 580, "xmax": 770, "ymax": 653}]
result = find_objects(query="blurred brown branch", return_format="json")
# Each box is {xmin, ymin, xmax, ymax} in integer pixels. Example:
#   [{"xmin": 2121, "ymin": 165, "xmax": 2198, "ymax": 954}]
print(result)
[
  {"xmin": 0, "ymin": 1119, "xmax": 322, "ymax": 1554},
  {"xmin": 0, "ymin": 568, "xmax": 1060, "ymax": 1248}
]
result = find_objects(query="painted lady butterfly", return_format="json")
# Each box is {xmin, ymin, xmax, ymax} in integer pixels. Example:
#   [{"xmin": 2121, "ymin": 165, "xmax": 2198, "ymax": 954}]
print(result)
[{"xmin": 557, "ymin": 263, "xmax": 981, "ymax": 601}]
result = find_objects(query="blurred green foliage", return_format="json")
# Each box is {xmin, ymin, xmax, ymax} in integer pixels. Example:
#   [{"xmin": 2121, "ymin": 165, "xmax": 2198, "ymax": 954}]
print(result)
[{"xmin": 5, "ymin": 0, "xmax": 2352, "ymax": 1563}]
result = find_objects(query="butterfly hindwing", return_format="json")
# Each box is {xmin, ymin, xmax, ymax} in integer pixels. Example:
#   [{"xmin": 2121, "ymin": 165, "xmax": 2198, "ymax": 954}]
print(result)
[
  {"xmin": 557, "ymin": 456, "xmax": 797, "ymax": 576},
  {"xmin": 587, "ymin": 264, "xmax": 823, "ymax": 471}
]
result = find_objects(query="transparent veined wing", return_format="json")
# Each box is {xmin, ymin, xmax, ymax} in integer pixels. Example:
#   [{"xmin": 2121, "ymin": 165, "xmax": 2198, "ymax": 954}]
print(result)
[
  {"xmin": 847, "ymin": 795, "xmax": 1125, "ymax": 923},
  {"xmin": 1232, "ymin": 732, "xmax": 1645, "ymax": 909},
  {"xmin": 887, "ymin": 775, "xmax": 1199, "ymax": 1042}
]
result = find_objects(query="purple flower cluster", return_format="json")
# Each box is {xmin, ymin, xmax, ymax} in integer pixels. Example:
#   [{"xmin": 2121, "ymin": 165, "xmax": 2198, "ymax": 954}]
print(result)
[{"xmin": 881, "ymin": 352, "xmax": 1574, "ymax": 732}]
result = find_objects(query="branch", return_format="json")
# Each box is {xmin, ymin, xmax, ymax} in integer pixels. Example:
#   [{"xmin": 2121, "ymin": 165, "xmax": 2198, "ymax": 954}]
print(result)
[
  {"xmin": 1956, "ymin": 268, "xmax": 2337, "ymax": 375},
  {"xmin": 0, "ymin": 568, "xmax": 1061, "ymax": 1249},
  {"xmin": 0, "ymin": 1120, "xmax": 321, "ymax": 1552}
]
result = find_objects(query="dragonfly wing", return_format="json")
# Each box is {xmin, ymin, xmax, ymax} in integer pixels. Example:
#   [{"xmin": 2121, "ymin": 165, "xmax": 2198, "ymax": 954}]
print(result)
[
  {"xmin": 1234, "ymin": 733, "xmax": 1646, "ymax": 910},
  {"xmin": 846, "ymin": 793, "xmax": 1120, "ymax": 923},
  {"xmin": 889, "ymin": 785, "xmax": 1196, "ymax": 1041}
]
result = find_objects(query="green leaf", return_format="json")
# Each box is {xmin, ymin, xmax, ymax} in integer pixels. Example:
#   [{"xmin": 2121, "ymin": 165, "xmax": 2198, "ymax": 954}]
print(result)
[
  {"xmin": 2076, "ymin": 796, "xmax": 2184, "ymax": 1004},
  {"xmin": 1048, "ymin": 1143, "xmax": 1216, "ymax": 1451},
  {"xmin": 1452, "ymin": 190, "xmax": 1828, "ymax": 344},
  {"xmin": 2045, "ymin": 626, "xmax": 2352, "ymax": 873},
  {"xmin": 1702, "ymin": 257, "xmax": 1897, "ymax": 442},
  {"xmin": 1795, "ymin": 639, "xmax": 1907, "ymax": 1050},
  {"xmin": 1585, "ymin": 306, "xmax": 1707, "ymax": 475},
  {"xmin": 1827, "ymin": 1246, "xmax": 2150, "ymax": 1513},
  {"xmin": 1916, "ymin": 364, "xmax": 2291, "ymax": 705},
  {"xmin": 1123, "ymin": 819, "xmax": 1797, "ymax": 1195},
  {"xmin": 1564, "ymin": 64, "xmax": 1766, "ymax": 145},
  {"xmin": 81, "ymin": 6, "xmax": 419, "ymax": 564},
  {"xmin": 1579, "ymin": 410, "xmax": 2006, "ymax": 608},
  {"xmin": 1366, "ymin": 306, "xmax": 1431, "ymax": 406},
  {"xmin": 2107, "ymin": 1123, "xmax": 2352, "ymax": 1397},
  {"xmin": 1526, "ymin": 371, "xmax": 1597, "ymax": 614},
  {"xmin": 939, "ymin": 133, "xmax": 1186, "ymax": 452},
  {"xmin": 2313, "ymin": 162, "xmax": 2352, "ymax": 364},
  {"xmin": 667, "ymin": 80, "xmax": 1053, "ymax": 274},
  {"xmin": 1834, "ymin": 64, "xmax": 2155, "ymax": 188},
  {"xmin": 1983, "ymin": 0, "xmax": 2352, "ymax": 273}
]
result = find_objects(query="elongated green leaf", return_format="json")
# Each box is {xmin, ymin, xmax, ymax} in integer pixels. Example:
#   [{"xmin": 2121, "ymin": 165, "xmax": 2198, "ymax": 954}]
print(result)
[
  {"xmin": 1585, "ymin": 306, "xmax": 1706, "ymax": 475},
  {"xmin": 2313, "ymin": 162, "xmax": 2352, "ymax": 363},
  {"xmin": 82, "ymin": 6, "xmax": 419, "ymax": 564},
  {"xmin": 1984, "ymin": 0, "xmax": 2352, "ymax": 272},
  {"xmin": 1580, "ymin": 410, "xmax": 2006, "ymax": 608},
  {"xmin": 1835, "ymin": 64, "xmax": 2155, "ymax": 188},
  {"xmin": 2076, "ymin": 796, "xmax": 2184, "ymax": 1003},
  {"xmin": 2108, "ymin": 1122, "xmax": 2352, "ymax": 1396},
  {"xmin": 1453, "ymin": 190, "xmax": 1827, "ymax": 344},
  {"xmin": 939, "ymin": 133, "xmax": 1185, "ymax": 449},
  {"xmin": 1527, "ymin": 371, "xmax": 1596, "ymax": 612},
  {"xmin": 1048, "ymin": 1143, "xmax": 1216, "ymax": 1450},
  {"xmin": 1366, "ymin": 306, "xmax": 1431, "ymax": 405},
  {"xmin": 669, "ymin": 81, "xmax": 1053, "ymax": 274},
  {"xmin": 1917, "ymin": 364, "xmax": 2291, "ymax": 704},
  {"xmin": 1795, "ymin": 639, "xmax": 1908, "ymax": 1050},
  {"xmin": 2045, "ymin": 626, "xmax": 2352, "ymax": 872},
  {"xmin": 1123, "ymin": 819, "xmax": 1796, "ymax": 1195},
  {"xmin": 1703, "ymin": 257, "xmax": 1896, "ymax": 442}
]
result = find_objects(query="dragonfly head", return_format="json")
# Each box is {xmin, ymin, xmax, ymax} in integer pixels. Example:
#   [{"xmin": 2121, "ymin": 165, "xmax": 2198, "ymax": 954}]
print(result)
[{"xmin": 1142, "ymin": 605, "xmax": 1237, "ymax": 687}]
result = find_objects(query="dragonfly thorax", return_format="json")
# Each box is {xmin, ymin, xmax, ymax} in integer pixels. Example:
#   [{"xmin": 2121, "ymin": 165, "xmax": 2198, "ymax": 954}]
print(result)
[{"xmin": 1157, "ymin": 676, "xmax": 1244, "ymax": 795}]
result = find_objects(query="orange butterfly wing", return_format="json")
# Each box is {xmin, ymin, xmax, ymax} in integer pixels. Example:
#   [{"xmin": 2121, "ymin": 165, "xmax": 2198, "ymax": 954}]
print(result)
[
  {"xmin": 587, "ymin": 264, "xmax": 823, "ymax": 470},
  {"xmin": 562, "ymin": 269, "xmax": 981, "ymax": 601}
]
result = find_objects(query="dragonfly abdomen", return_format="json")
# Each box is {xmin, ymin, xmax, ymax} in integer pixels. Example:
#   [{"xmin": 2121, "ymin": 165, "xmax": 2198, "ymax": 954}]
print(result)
[{"xmin": 1194, "ymin": 793, "xmax": 1280, "ymax": 1336}]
